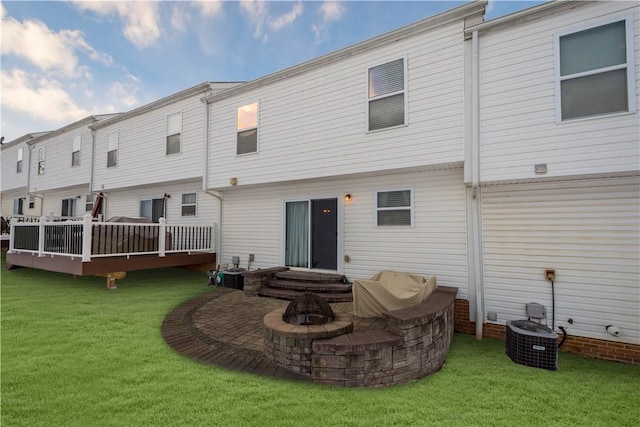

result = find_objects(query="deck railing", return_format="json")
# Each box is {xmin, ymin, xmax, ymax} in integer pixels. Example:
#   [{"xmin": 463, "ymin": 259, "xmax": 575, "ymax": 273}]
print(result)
[{"xmin": 8, "ymin": 215, "xmax": 216, "ymax": 261}]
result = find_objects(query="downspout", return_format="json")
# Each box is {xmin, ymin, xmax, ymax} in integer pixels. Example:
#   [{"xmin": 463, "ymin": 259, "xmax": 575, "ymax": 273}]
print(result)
[
  {"xmin": 201, "ymin": 92, "xmax": 223, "ymax": 263},
  {"xmin": 89, "ymin": 124, "xmax": 96, "ymax": 200},
  {"xmin": 471, "ymin": 29, "xmax": 485, "ymax": 340}
]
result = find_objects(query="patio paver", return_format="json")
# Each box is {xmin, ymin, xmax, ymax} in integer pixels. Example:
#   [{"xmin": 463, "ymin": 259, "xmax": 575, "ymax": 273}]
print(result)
[{"xmin": 161, "ymin": 287, "xmax": 387, "ymax": 381}]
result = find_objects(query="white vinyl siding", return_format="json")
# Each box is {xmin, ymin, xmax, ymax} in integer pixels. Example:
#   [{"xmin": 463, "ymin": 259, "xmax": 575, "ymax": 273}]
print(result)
[
  {"xmin": 368, "ymin": 58, "xmax": 407, "ymax": 131},
  {"xmin": 166, "ymin": 112, "xmax": 182, "ymax": 155},
  {"xmin": 0, "ymin": 143, "xmax": 28, "ymax": 192},
  {"xmin": 482, "ymin": 177, "xmax": 640, "ymax": 344},
  {"xmin": 208, "ymin": 20, "xmax": 467, "ymax": 189},
  {"xmin": 555, "ymin": 15, "xmax": 635, "ymax": 122},
  {"xmin": 478, "ymin": 1, "xmax": 639, "ymax": 182},
  {"xmin": 220, "ymin": 168, "xmax": 469, "ymax": 297}
]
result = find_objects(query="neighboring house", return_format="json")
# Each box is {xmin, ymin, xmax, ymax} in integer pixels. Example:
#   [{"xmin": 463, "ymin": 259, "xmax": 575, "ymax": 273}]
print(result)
[
  {"xmin": 90, "ymin": 82, "xmax": 240, "ymax": 225},
  {"xmin": 465, "ymin": 0, "xmax": 639, "ymax": 355},
  {"xmin": 25, "ymin": 115, "xmax": 119, "ymax": 218},
  {"xmin": 1, "ymin": 133, "xmax": 44, "ymax": 219}
]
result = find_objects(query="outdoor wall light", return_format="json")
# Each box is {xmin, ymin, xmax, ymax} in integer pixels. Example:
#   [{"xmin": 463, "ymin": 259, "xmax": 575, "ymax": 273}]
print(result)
[{"xmin": 344, "ymin": 194, "xmax": 352, "ymax": 202}]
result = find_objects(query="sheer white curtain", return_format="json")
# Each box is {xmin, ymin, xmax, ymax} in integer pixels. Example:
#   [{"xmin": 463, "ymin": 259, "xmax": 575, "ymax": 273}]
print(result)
[{"xmin": 285, "ymin": 201, "xmax": 309, "ymax": 268}]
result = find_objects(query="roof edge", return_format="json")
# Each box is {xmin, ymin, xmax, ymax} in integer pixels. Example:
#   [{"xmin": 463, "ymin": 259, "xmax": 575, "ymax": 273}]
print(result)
[{"xmin": 204, "ymin": 0, "xmax": 488, "ymax": 104}]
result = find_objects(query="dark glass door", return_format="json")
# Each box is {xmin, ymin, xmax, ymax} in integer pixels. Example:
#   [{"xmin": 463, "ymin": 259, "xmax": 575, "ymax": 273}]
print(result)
[{"xmin": 311, "ymin": 198, "xmax": 337, "ymax": 270}]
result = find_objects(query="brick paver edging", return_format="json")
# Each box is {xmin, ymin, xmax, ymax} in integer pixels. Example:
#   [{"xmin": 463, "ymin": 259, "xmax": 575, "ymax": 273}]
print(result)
[{"xmin": 161, "ymin": 287, "xmax": 310, "ymax": 382}]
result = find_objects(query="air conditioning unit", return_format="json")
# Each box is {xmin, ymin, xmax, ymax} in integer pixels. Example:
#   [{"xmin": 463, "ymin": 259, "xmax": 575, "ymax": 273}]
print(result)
[
  {"xmin": 222, "ymin": 268, "xmax": 246, "ymax": 290},
  {"xmin": 506, "ymin": 319, "xmax": 558, "ymax": 371}
]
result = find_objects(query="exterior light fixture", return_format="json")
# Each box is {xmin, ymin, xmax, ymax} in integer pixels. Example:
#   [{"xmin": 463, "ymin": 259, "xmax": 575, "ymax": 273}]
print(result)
[
  {"xmin": 534, "ymin": 164, "xmax": 547, "ymax": 174},
  {"xmin": 344, "ymin": 194, "xmax": 352, "ymax": 202}
]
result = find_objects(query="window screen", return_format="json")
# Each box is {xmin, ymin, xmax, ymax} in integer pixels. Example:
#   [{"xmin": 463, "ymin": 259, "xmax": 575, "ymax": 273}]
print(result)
[{"xmin": 376, "ymin": 189, "xmax": 412, "ymax": 226}]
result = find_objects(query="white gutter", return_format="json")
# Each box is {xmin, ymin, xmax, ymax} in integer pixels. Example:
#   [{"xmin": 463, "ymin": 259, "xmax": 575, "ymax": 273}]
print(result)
[
  {"xmin": 471, "ymin": 29, "xmax": 485, "ymax": 341},
  {"xmin": 89, "ymin": 127, "xmax": 96, "ymax": 196}
]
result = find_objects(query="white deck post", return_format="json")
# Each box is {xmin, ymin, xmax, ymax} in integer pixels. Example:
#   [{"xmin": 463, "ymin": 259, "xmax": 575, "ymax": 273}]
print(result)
[
  {"xmin": 210, "ymin": 222, "xmax": 216, "ymax": 253},
  {"xmin": 7, "ymin": 218, "xmax": 16, "ymax": 254},
  {"xmin": 82, "ymin": 214, "xmax": 92, "ymax": 262},
  {"xmin": 158, "ymin": 217, "xmax": 166, "ymax": 257},
  {"xmin": 38, "ymin": 216, "xmax": 46, "ymax": 257}
]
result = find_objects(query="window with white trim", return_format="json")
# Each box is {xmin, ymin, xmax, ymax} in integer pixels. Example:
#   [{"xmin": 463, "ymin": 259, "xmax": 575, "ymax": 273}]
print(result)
[
  {"xmin": 16, "ymin": 147, "xmax": 23, "ymax": 173},
  {"xmin": 107, "ymin": 132, "xmax": 118, "ymax": 167},
  {"xmin": 368, "ymin": 58, "xmax": 406, "ymax": 131},
  {"xmin": 61, "ymin": 198, "xmax": 76, "ymax": 217},
  {"xmin": 556, "ymin": 16, "xmax": 635, "ymax": 121},
  {"xmin": 13, "ymin": 198, "xmax": 24, "ymax": 215},
  {"xmin": 376, "ymin": 189, "xmax": 413, "ymax": 226},
  {"xmin": 72, "ymin": 135, "xmax": 81, "ymax": 166},
  {"xmin": 38, "ymin": 147, "xmax": 45, "ymax": 175},
  {"xmin": 166, "ymin": 112, "xmax": 182, "ymax": 155},
  {"xmin": 181, "ymin": 193, "xmax": 197, "ymax": 216},
  {"xmin": 140, "ymin": 198, "xmax": 165, "ymax": 223},
  {"xmin": 85, "ymin": 194, "xmax": 94, "ymax": 212},
  {"xmin": 237, "ymin": 102, "xmax": 258, "ymax": 155},
  {"xmin": 28, "ymin": 195, "xmax": 35, "ymax": 210}
]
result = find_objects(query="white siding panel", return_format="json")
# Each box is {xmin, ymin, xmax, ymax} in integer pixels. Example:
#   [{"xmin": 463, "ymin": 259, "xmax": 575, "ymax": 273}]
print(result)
[
  {"xmin": 0, "ymin": 142, "xmax": 28, "ymax": 192},
  {"xmin": 221, "ymin": 168, "xmax": 469, "ymax": 298},
  {"xmin": 40, "ymin": 186, "xmax": 91, "ymax": 217},
  {"xmin": 29, "ymin": 128, "xmax": 93, "ymax": 193},
  {"xmin": 209, "ymin": 21, "xmax": 466, "ymax": 188},
  {"xmin": 94, "ymin": 93, "xmax": 208, "ymax": 191},
  {"xmin": 479, "ymin": 2, "xmax": 640, "ymax": 182},
  {"xmin": 482, "ymin": 177, "xmax": 640, "ymax": 344}
]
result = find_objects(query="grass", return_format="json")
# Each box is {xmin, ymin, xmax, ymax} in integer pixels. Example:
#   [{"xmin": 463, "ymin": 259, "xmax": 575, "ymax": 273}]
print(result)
[{"xmin": 1, "ymin": 256, "xmax": 639, "ymax": 427}]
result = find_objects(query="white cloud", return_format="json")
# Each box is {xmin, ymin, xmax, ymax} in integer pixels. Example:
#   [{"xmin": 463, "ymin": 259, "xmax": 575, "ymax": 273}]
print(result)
[
  {"xmin": 312, "ymin": 1, "xmax": 346, "ymax": 43},
  {"xmin": 240, "ymin": 0, "xmax": 268, "ymax": 39},
  {"xmin": 171, "ymin": 5, "xmax": 191, "ymax": 33},
  {"xmin": 0, "ymin": 69, "xmax": 89, "ymax": 122},
  {"xmin": 268, "ymin": 2, "xmax": 303, "ymax": 31},
  {"xmin": 73, "ymin": 1, "xmax": 160, "ymax": 48},
  {"xmin": 107, "ymin": 80, "xmax": 139, "ymax": 109},
  {"xmin": 195, "ymin": 0, "xmax": 223, "ymax": 17}
]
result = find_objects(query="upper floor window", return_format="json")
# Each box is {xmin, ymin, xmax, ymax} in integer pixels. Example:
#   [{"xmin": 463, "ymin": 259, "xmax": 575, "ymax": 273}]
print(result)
[
  {"xmin": 72, "ymin": 135, "xmax": 81, "ymax": 166},
  {"xmin": 237, "ymin": 102, "xmax": 258, "ymax": 155},
  {"xmin": 38, "ymin": 147, "xmax": 45, "ymax": 175},
  {"xmin": 376, "ymin": 188, "xmax": 413, "ymax": 227},
  {"xmin": 107, "ymin": 132, "xmax": 118, "ymax": 167},
  {"xmin": 556, "ymin": 16, "xmax": 635, "ymax": 121},
  {"xmin": 16, "ymin": 148, "xmax": 23, "ymax": 173},
  {"xmin": 181, "ymin": 193, "xmax": 197, "ymax": 216},
  {"xmin": 368, "ymin": 58, "xmax": 406, "ymax": 131},
  {"xmin": 166, "ymin": 112, "xmax": 182, "ymax": 155}
]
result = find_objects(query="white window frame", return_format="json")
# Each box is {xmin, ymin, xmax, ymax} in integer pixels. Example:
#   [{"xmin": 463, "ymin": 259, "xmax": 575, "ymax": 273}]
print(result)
[
  {"xmin": 61, "ymin": 197, "xmax": 77, "ymax": 217},
  {"xmin": 181, "ymin": 192, "xmax": 197, "ymax": 217},
  {"xmin": 13, "ymin": 197, "xmax": 25, "ymax": 215},
  {"xmin": 85, "ymin": 194, "xmax": 94, "ymax": 213},
  {"xmin": 107, "ymin": 131, "xmax": 118, "ymax": 168},
  {"xmin": 374, "ymin": 187, "xmax": 414, "ymax": 227},
  {"xmin": 139, "ymin": 196, "xmax": 165, "ymax": 223},
  {"xmin": 236, "ymin": 101, "xmax": 259, "ymax": 156},
  {"xmin": 166, "ymin": 112, "xmax": 182, "ymax": 156},
  {"xmin": 28, "ymin": 195, "xmax": 35, "ymax": 210},
  {"xmin": 37, "ymin": 147, "xmax": 45, "ymax": 175},
  {"xmin": 16, "ymin": 147, "xmax": 23, "ymax": 173},
  {"xmin": 554, "ymin": 14, "xmax": 636, "ymax": 123},
  {"xmin": 366, "ymin": 57, "xmax": 408, "ymax": 132},
  {"xmin": 72, "ymin": 134, "xmax": 81, "ymax": 167}
]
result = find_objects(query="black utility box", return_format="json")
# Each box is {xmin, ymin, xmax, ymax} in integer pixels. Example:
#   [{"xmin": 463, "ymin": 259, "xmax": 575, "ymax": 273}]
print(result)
[{"xmin": 222, "ymin": 268, "xmax": 246, "ymax": 290}]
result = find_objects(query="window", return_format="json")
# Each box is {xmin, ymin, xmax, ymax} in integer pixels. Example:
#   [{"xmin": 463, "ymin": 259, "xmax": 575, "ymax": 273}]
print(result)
[
  {"xmin": 85, "ymin": 194, "xmax": 94, "ymax": 213},
  {"xmin": 556, "ymin": 16, "xmax": 635, "ymax": 121},
  {"xmin": 237, "ymin": 102, "xmax": 258, "ymax": 155},
  {"xmin": 166, "ymin": 112, "xmax": 182, "ymax": 155},
  {"xmin": 61, "ymin": 198, "xmax": 76, "ymax": 217},
  {"xmin": 13, "ymin": 198, "xmax": 24, "ymax": 215},
  {"xmin": 72, "ymin": 135, "xmax": 81, "ymax": 166},
  {"xmin": 28, "ymin": 195, "xmax": 35, "ymax": 210},
  {"xmin": 181, "ymin": 193, "xmax": 197, "ymax": 216},
  {"xmin": 376, "ymin": 189, "xmax": 413, "ymax": 226},
  {"xmin": 16, "ymin": 148, "xmax": 23, "ymax": 173},
  {"xmin": 38, "ymin": 147, "xmax": 45, "ymax": 175},
  {"xmin": 368, "ymin": 58, "xmax": 406, "ymax": 131},
  {"xmin": 140, "ymin": 198, "xmax": 165, "ymax": 223},
  {"xmin": 107, "ymin": 132, "xmax": 118, "ymax": 167}
]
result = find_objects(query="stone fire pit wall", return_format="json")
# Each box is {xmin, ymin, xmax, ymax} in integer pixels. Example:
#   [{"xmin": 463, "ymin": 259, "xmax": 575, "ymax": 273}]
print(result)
[{"xmin": 311, "ymin": 286, "xmax": 457, "ymax": 387}]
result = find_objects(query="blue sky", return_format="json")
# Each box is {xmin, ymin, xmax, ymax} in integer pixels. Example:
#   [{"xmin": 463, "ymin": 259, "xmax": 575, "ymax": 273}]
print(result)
[{"xmin": 0, "ymin": 0, "xmax": 545, "ymax": 142}]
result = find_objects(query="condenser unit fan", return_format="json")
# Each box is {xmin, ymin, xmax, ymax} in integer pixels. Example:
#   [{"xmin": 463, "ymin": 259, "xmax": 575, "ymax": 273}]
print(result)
[{"xmin": 506, "ymin": 319, "xmax": 558, "ymax": 371}]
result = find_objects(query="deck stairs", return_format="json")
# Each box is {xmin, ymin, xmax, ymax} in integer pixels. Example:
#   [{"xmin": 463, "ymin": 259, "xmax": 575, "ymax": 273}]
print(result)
[{"xmin": 257, "ymin": 270, "xmax": 353, "ymax": 303}]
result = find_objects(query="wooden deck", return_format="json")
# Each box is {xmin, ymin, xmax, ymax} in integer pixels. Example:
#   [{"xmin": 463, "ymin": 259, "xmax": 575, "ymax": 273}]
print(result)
[{"xmin": 6, "ymin": 251, "xmax": 216, "ymax": 276}]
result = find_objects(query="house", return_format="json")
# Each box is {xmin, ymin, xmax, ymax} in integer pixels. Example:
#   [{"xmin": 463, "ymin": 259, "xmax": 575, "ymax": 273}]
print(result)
[
  {"xmin": 202, "ymin": 0, "xmax": 639, "ymax": 362},
  {"xmin": 465, "ymin": 0, "xmax": 639, "ymax": 361}
]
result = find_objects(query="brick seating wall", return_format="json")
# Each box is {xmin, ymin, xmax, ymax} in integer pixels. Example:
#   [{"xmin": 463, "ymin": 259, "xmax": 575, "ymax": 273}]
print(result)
[{"xmin": 311, "ymin": 286, "xmax": 457, "ymax": 387}]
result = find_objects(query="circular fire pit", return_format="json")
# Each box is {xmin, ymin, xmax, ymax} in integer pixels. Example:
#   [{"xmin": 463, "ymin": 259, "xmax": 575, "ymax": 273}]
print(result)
[{"xmin": 263, "ymin": 295, "xmax": 353, "ymax": 376}]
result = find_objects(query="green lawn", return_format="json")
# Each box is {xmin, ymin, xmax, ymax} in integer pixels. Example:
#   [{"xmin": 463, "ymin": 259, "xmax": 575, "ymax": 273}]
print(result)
[{"xmin": 1, "ymin": 257, "xmax": 639, "ymax": 427}]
